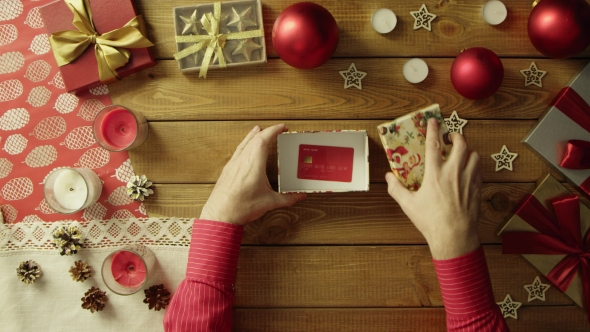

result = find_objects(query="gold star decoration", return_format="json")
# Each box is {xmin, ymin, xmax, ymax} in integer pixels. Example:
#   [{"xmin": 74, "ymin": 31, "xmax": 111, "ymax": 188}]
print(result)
[
  {"xmin": 227, "ymin": 6, "xmax": 258, "ymax": 32},
  {"xmin": 520, "ymin": 61, "xmax": 547, "ymax": 87},
  {"xmin": 231, "ymin": 39, "xmax": 262, "ymax": 61},
  {"xmin": 212, "ymin": 42, "xmax": 235, "ymax": 64},
  {"xmin": 410, "ymin": 4, "xmax": 437, "ymax": 31},
  {"xmin": 339, "ymin": 63, "xmax": 367, "ymax": 90},
  {"xmin": 497, "ymin": 294, "xmax": 522, "ymax": 319},
  {"xmin": 491, "ymin": 145, "xmax": 518, "ymax": 172},
  {"xmin": 524, "ymin": 276, "xmax": 550, "ymax": 302},
  {"xmin": 444, "ymin": 110, "xmax": 468, "ymax": 135},
  {"xmin": 180, "ymin": 10, "xmax": 202, "ymax": 35}
]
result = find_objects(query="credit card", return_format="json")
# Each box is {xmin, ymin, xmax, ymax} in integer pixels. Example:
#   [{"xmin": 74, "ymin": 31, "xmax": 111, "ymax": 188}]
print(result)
[{"xmin": 297, "ymin": 144, "xmax": 354, "ymax": 182}]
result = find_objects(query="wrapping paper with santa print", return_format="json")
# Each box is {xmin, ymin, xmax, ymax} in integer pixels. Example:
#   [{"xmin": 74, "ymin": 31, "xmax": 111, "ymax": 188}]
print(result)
[
  {"xmin": 0, "ymin": 0, "xmax": 146, "ymax": 223},
  {"xmin": 377, "ymin": 104, "xmax": 452, "ymax": 191}
]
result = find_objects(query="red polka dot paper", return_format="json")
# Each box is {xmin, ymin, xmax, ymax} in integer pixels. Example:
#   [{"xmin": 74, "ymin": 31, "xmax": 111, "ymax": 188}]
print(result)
[{"xmin": 0, "ymin": 0, "xmax": 145, "ymax": 223}]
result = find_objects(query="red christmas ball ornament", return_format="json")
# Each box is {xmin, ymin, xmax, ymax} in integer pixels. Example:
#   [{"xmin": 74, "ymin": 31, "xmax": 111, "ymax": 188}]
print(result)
[
  {"xmin": 450, "ymin": 47, "xmax": 504, "ymax": 100},
  {"xmin": 528, "ymin": 0, "xmax": 590, "ymax": 59},
  {"xmin": 272, "ymin": 2, "xmax": 339, "ymax": 69}
]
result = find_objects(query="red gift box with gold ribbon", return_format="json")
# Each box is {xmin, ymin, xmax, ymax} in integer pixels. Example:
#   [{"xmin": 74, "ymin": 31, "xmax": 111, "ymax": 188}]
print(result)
[
  {"xmin": 498, "ymin": 174, "xmax": 590, "ymax": 324},
  {"xmin": 522, "ymin": 63, "xmax": 590, "ymax": 196}
]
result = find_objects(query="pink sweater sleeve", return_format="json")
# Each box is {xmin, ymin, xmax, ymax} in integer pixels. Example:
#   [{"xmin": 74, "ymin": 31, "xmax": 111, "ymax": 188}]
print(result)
[
  {"xmin": 163, "ymin": 219, "xmax": 243, "ymax": 332},
  {"xmin": 433, "ymin": 247, "xmax": 510, "ymax": 332}
]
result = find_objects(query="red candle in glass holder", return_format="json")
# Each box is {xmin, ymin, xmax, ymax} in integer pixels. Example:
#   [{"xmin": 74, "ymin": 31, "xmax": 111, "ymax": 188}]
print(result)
[
  {"xmin": 100, "ymin": 108, "xmax": 138, "ymax": 150},
  {"xmin": 110, "ymin": 250, "xmax": 147, "ymax": 288}
]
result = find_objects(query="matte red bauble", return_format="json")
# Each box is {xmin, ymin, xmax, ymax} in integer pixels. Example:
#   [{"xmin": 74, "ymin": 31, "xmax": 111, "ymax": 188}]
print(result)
[
  {"xmin": 528, "ymin": 0, "xmax": 590, "ymax": 59},
  {"xmin": 272, "ymin": 2, "xmax": 339, "ymax": 69},
  {"xmin": 450, "ymin": 47, "xmax": 504, "ymax": 100}
]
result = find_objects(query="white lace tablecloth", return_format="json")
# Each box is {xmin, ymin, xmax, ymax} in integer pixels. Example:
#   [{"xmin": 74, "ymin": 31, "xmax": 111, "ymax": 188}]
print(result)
[{"xmin": 0, "ymin": 218, "xmax": 193, "ymax": 331}]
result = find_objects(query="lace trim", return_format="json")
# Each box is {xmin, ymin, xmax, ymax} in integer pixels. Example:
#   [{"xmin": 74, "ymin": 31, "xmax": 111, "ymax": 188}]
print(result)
[{"xmin": 0, "ymin": 218, "xmax": 194, "ymax": 253}]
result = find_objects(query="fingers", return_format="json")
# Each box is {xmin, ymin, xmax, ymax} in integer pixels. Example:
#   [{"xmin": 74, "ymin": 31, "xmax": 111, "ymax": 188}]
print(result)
[
  {"xmin": 232, "ymin": 125, "xmax": 260, "ymax": 161},
  {"xmin": 463, "ymin": 151, "xmax": 481, "ymax": 182},
  {"xmin": 424, "ymin": 118, "xmax": 443, "ymax": 176},
  {"xmin": 248, "ymin": 124, "xmax": 287, "ymax": 168},
  {"xmin": 447, "ymin": 132, "xmax": 468, "ymax": 169},
  {"xmin": 386, "ymin": 172, "xmax": 412, "ymax": 205},
  {"xmin": 271, "ymin": 192, "xmax": 307, "ymax": 209}
]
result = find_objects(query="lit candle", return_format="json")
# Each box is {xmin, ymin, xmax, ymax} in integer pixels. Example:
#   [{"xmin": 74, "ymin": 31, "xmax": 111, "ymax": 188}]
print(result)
[
  {"xmin": 371, "ymin": 8, "xmax": 397, "ymax": 34},
  {"xmin": 43, "ymin": 168, "xmax": 102, "ymax": 214},
  {"xmin": 482, "ymin": 1, "xmax": 507, "ymax": 25},
  {"xmin": 93, "ymin": 105, "xmax": 148, "ymax": 151},
  {"xmin": 403, "ymin": 58, "xmax": 429, "ymax": 84},
  {"xmin": 111, "ymin": 250, "xmax": 147, "ymax": 288}
]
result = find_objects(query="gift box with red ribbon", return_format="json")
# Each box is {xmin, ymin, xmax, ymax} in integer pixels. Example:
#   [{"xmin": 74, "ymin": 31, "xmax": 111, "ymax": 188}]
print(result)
[
  {"xmin": 40, "ymin": 0, "xmax": 156, "ymax": 93},
  {"xmin": 522, "ymin": 63, "xmax": 590, "ymax": 196},
  {"xmin": 498, "ymin": 174, "xmax": 590, "ymax": 324}
]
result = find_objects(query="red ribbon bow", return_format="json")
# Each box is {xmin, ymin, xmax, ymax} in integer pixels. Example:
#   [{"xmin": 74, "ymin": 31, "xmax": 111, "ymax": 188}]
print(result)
[
  {"xmin": 502, "ymin": 194, "xmax": 590, "ymax": 325},
  {"xmin": 561, "ymin": 140, "xmax": 590, "ymax": 170}
]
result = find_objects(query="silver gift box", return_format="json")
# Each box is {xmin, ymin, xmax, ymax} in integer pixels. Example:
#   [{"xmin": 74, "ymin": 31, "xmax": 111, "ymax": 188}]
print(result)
[{"xmin": 521, "ymin": 63, "xmax": 590, "ymax": 195}]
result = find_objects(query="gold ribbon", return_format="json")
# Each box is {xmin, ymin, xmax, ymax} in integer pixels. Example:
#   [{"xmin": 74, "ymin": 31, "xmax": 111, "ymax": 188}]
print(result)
[
  {"xmin": 173, "ymin": 2, "xmax": 264, "ymax": 78},
  {"xmin": 49, "ymin": 0, "xmax": 154, "ymax": 84}
]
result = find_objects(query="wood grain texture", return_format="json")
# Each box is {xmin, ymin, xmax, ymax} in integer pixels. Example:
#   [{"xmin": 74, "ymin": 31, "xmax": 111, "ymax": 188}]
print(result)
[
  {"xmin": 110, "ymin": 59, "xmax": 587, "ymax": 121},
  {"xmin": 135, "ymin": 0, "xmax": 590, "ymax": 59},
  {"xmin": 233, "ymin": 245, "xmax": 573, "ymax": 307},
  {"xmin": 145, "ymin": 183, "xmax": 590, "ymax": 245},
  {"xmin": 233, "ymin": 307, "xmax": 589, "ymax": 332},
  {"xmin": 129, "ymin": 120, "xmax": 559, "ymax": 184}
]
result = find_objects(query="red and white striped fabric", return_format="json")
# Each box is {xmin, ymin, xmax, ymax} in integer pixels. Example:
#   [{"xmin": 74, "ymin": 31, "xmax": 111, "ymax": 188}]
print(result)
[
  {"xmin": 164, "ymin": 219, "xmax": 243, "ymax": 332},
  {"xmin": 433, "ymin": 247, "xmax": 509, "ymax": 331},
  {"xmin": 164, "ymin": 220, "xmax": 508, "ymax": 331}
]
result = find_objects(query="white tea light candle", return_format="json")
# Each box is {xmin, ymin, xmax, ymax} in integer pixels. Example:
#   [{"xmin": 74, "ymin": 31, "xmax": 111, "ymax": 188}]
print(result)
[
  {"xmin": 482, "ymin": 0, "xmax": 507, "ymax": 25},
  {"xmin": 44, "ymin": 168, "xmax": 103, "ymax": 214},
  {"xmin": 403, "ymin": 58, "xmax": 429, "ymax": 84},
  {"xmin": 371, "ymin": 8, "xmax": 397, "ymax": 34}
]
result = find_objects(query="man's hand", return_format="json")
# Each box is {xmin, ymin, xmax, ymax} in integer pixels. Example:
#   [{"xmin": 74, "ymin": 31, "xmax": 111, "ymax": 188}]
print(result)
[
  {"xmin": 386, "ymin": 118, "xmax": 482, "ymax": 260},
  {"xmin": 200, "ymin": 124, "xmax": 307, "ymax": 225}
]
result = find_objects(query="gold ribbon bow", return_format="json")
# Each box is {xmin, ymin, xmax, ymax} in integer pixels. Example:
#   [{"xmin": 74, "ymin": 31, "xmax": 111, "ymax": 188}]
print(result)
[
  {"xmin": 173, "ymin": 2, "xmax": 264, "ymax": 78},
  {"xmin": 49, "ymin": 0, "xmax": 154, "ymax": 84}
]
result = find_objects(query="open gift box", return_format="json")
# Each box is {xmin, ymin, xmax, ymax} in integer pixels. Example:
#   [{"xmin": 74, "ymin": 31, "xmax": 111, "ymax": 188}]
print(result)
[{"xmin": 277, "ymin": 131, "xmax": 369, "ymax": 193}]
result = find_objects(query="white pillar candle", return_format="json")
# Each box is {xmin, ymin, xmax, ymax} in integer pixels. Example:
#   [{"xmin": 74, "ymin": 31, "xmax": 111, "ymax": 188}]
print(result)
[
  {"xmin": 371, "ymin": 8, "xmax": 397, "ymax": 34},
  {"xmin": 403, "ymin": 58, "xmax": 429, "ymax": 84},
  {"xmin": 53, "ymin": 169, "xmax": 88, "ymax": 210},
  {"xmin": 482, "ymin": 1, "xmax": 507, "ymax": 25}
]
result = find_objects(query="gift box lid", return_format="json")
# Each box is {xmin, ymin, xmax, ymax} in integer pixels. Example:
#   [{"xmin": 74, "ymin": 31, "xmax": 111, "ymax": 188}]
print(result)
[
  {"xmin": 40, "ymin": 0, "xmax": 156, "ymax": 93},
  {"xmin": 521, "ymin": 63, "xmax": 590, "ymax": 196},
  {"xmin": 277, "ymin": 130, "xmax": 369, "ymax": 193}
]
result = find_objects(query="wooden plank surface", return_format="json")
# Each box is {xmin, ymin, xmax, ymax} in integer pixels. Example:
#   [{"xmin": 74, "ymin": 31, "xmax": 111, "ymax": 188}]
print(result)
[
  {"xmin": 135, "ymin": 0, "xmax": 590, "ymax": 59},
  {"xmin": 233, "ymin": 246, "xmax": 573, "ymax": 307},
  {"xmin": 110, "ymin": 59, "xmax": 587, "ymax": 121},
  {"xmin": 128, "ymin": 120, "xmax": 559, "ymax": 184},
  {"xmin": 233, "ymin": 307, "xmax": 589, "ymax": 332},
  {"xmin": 145, "ymin": 183, "xmax": 590, "ymax": 245}
]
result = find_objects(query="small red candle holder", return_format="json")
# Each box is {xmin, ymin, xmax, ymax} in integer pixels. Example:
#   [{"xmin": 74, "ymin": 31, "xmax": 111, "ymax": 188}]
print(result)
[
  {"xmin": 101, "ymin": 244, "xmax": 156, "ymax": 295},
  {"xmin": 93, "ymin": 105, "xmax": 148, "ymax": 151}
]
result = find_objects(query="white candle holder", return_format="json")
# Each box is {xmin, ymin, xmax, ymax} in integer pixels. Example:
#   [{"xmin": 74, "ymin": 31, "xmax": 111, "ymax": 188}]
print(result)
[
  {"xmin": 101, "ymin": 244, "xmax": 156, "ymax": 295},
  {"xmin": 371, "ymin": 8, "xmax": 397, "ymax": 34},
  {"xmin": 43, "ymin": 168, "xmax": 102, "ymax": 214},
  {"xmin": 403, "ymin": 58, "xmax": 429, "ymax": 84},
  {"xmin": 482, "ymin": 0, "xmax": 507, "ymax": 25}
]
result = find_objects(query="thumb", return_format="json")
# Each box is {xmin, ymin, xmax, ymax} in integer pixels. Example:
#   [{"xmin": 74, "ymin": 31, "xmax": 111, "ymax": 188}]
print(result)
[
  {"xmin": 270, "ymin": 192, "xmax": 307, "ymax": 209},
  {"xmin": 386, "ymin": 172, "xmax": 412, "ymax": 205}
]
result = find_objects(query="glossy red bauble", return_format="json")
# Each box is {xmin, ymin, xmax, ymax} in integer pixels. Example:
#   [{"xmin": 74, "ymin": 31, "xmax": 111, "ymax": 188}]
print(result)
[
  {"xmin": 450, "ymin": 47, "xmax": 504, "ymax": 100},
  {"xmin": 272, "ymin": 2, "xmax": 339, "ymax": 69},
  {"xmin": 528, "ymin": 0, "xmax": 590, "ymax": 59}
]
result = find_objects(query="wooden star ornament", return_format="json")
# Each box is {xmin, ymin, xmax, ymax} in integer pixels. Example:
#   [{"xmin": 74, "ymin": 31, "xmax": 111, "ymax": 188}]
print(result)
[
  {"xmin": 524, "ymin": 276, "xmax": 550, "ymax": 302},
  {"xmin": 339, "ymin": 63, "xmax": 367, "ymax": 90},
  {"xmin": 491, "ymin": 145, "xmax": 518, "ymax": 171},
  {"xmin": 227, "ymin": 6, "xmax": 258, "ymax": 32},
  {"xmin": 410, "ymin": 4, "xmax": 437, "ymax": 31},
  {"xmin": 520, "ymin": 61, "xmax": 547, "ymax": 87},
  {"xmin": 180, "ymin": 10, "xmax": 202, "ymax": 35},
  {"xmin": 444, "ymin": 111, "xmax": 468, "ymax": 135},
  {"xmin": 497, "ymin": 294, "xmax": 522, "ymax": 319}
]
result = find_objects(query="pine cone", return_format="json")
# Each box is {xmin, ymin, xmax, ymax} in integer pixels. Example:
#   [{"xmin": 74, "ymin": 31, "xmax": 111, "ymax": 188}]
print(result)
[
  {"xmin": 69, "ymin": 260, "xmax": 91, "ymax": 282},
  {"xmin": 52, "ymin": 225, "xmax": 83, "ymax": 256},
  {"xmin": 127, "ymin": 175, "xmax": 154, "ymax": 201},
  {"xmin": 16, "ymin": 260, "xmax": 41, "ymax": 284},
  {"xmin": 143, "ymin": 284, "xmax": 171, "ymax": 311},
  {"xmin": 81, "ymin": 286, "xmax": 107, "ymax": 313}
]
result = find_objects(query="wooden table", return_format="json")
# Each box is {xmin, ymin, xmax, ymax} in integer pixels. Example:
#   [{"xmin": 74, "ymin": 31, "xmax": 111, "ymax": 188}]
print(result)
[{"xmin": 111, "ymin": 0, "xmax": 590, "ymax": 330}]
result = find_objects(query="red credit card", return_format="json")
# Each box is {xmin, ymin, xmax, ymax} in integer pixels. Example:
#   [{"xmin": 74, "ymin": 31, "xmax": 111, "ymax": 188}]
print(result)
[{"xmin": 297, "ymin": 144, "xmax": 354, "ymax": 182}]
